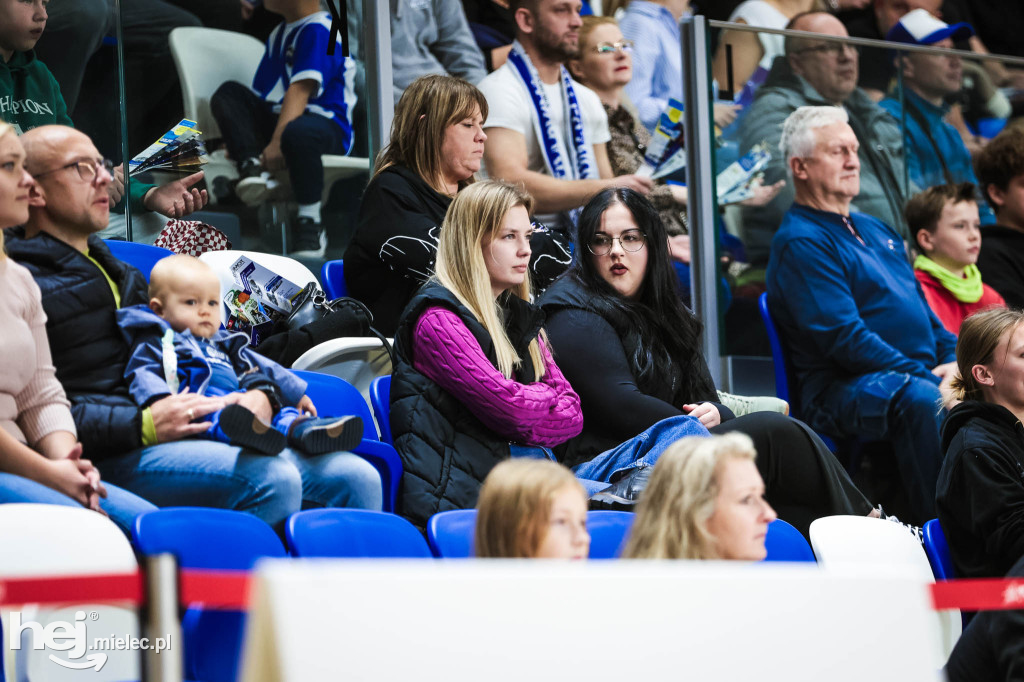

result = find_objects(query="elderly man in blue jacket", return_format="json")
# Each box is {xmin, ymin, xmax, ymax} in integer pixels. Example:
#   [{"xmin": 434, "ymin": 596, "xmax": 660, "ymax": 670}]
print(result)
[
  {"xmin": 766, "ymin": 105, "xmax": 958, "ymax": 523},
  {"xmin": 4, "ymin": 125, "xmax": 382, "ymax": 527}
]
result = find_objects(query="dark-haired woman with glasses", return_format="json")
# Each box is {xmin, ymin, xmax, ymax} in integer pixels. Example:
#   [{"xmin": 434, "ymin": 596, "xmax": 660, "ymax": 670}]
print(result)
[{"xmin": 540, "ymin": 188, "xmax": 879, "ymax": 535}]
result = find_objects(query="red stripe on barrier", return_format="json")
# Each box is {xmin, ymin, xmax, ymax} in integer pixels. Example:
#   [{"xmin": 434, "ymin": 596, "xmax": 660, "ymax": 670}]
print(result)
[
  {"xmin": 2, "ymin": 569, "xmax": 1022, "ymax": 615},
  {"xmin": 931, "ymin": 579, "xmax": 1024, "ymax": 611},
  {"xmin": 0, "ymin": 573, "xmax": 143, "ymax": 607},
  {"xmin": 178, "ymin": 569, "xmax": 252, "ymax": 610}
]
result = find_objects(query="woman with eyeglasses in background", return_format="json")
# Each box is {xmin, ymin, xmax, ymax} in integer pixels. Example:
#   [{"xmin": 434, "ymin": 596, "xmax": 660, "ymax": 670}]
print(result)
[
  {"xmin": 568, "ymin": 16, "xmax": 784, "ymax": 279},
  {"xmin": 540, "ymin": 188, "xmax": 882, "ymax": 535}
]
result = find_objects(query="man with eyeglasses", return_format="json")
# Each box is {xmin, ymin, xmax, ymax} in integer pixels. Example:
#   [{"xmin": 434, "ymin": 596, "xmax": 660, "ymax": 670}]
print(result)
[
  {"xmin": 478, "ymin": 0, "xmax": 653, "ymax": 230},
  {"xmin": 738, "ymin": 10, "xmax": 908, "ymax": 268},
  {"xmin": 3, "ymin": 124, "xmax": 384, "ymax": 527}
]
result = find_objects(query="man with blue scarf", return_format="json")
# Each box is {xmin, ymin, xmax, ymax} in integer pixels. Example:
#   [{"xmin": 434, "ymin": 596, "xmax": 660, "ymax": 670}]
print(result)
[{"xmin": 477, "ymin": 0, "xmax": 652, "ymax": 229}]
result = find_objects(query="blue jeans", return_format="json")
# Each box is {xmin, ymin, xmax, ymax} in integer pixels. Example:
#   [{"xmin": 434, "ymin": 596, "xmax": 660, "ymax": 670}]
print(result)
[
  {"xmin": 804, "ymin": 370, "xmax": 945, "ymax": 521},
  {"xmin": 96, "ymin": 440, "xmax": 382, "ymax": 530},
  {"xmin": 571, "ymin": 415, "xmax": 711, "ymax": 482},
  {"xmin": 0, "ymin": 471, "xmax": 157, "ymax": 534},
  {"xmin": 508, "ymin": 445, "xmax": 610, "ymax": 495}
]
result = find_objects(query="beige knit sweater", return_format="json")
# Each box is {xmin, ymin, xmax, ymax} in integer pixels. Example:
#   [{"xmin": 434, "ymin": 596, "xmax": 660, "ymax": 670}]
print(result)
[{"xmin": 0, "ymin": 257, "xmax": 76, "ymax": 446}]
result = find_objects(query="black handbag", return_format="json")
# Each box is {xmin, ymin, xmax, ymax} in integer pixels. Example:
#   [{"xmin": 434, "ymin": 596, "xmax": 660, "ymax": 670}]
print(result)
[{"xmin": 285, "ymin": 283, "xmax": 395, "ymax": 367}]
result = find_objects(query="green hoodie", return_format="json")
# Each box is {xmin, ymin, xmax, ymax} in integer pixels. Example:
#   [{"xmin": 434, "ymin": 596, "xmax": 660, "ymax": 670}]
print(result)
[
  {"xmin": 1, "ymin": 49, "xmax": 154, "ymax": 213},
  {"xmin": 0, "ymin": 49, "xmax": 71, "ymax": 132}
]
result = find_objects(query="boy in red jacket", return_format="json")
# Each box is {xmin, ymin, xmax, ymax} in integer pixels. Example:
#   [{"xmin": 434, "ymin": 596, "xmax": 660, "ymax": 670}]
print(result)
[{"xmin": 910, "ymin": 183, "xmax": 1005, "ymax": 336}]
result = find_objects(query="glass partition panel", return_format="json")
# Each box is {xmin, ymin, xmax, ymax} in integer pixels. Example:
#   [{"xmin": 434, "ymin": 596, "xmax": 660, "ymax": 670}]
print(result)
[
  {"xmin": 110, "ymin": 0, "xmax": 374, "ymax": 276},
  {"xmin": 706, "ymin": 23, "xmax": 914, "ymax": 393},
  {"xmin": 705, "ymin": 19, "xmax": 1024, "ymax": 394},
  {"xmin": 24, "ymin": 0, "xmax": 128, "ymax": 239}
]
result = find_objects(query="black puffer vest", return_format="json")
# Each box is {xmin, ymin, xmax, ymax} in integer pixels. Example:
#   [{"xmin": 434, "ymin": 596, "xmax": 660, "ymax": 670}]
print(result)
[
  {"xmin": 4, "ymin": 228, "xmax": 149, "ymax": 458},
  {"xmin": 391, "ymin": 283, "xmax": 544, "ymax": 530}
]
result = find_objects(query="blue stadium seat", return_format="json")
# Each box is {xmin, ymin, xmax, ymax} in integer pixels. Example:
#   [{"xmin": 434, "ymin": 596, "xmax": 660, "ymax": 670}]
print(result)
[
  {"xmin": 320, "ymin": 259, "xmax": 347, "ymax": 299},
  {"xmin": 368, "ymin": 375, "xmax": 393, "ymax": 446},
  {"xmin": 132, "ymin": 508, "xmax": 285, "ymax": 682},
  {"xmin": 427, "ymin": 509, "xmax": 477, "ymax": 558},
  {"xmin": 763, "ymin": 519, "xmax": 816, "ymax": 562},
  {"xmin": 103, "ymin": 239, "xmax": 173, "ymax": 282},
  {"xmin": 757, "ymin": 292, "xmax": 856, "ymax": 461},
  {"xmin": 923, "ymin": 518, "xmax": 955, "ymax": 580},
  {"xmin": 587, "ymin": 510, "xmax": 634, "ymax": 559},
  {"xmin": 293, "ymin": 369, "xmax": 402, "ymax": 512},
  {"xmin": 286, "ymin": 508, "xmax": 432, "ymax": 558}
]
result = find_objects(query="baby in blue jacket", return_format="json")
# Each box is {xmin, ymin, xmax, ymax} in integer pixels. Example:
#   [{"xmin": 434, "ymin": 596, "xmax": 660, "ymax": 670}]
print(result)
[{"xmin": 117, "ymin": 255, "xmax": 362, "ymax": 455}]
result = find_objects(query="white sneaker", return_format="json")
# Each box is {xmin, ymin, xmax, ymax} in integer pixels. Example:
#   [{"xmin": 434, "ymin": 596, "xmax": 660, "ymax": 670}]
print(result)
[
  {"xmin": 236, "ymin": 171, "xmax": 280, "ymax": 206},
  {"xmin": 716, "ymin": 391, "xmax": 790, "ymax": 417}
]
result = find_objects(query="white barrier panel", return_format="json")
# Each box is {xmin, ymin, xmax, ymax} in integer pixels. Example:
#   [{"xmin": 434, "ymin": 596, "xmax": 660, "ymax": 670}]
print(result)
[{"xmin": 240, "ymin": 560, "xmax": 942, "ymax": 682}]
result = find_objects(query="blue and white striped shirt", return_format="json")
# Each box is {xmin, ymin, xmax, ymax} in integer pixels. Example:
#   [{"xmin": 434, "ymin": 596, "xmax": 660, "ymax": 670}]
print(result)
[{"xmin": 251, "ymin": 11, "xmax": 357, "ymax": 152}]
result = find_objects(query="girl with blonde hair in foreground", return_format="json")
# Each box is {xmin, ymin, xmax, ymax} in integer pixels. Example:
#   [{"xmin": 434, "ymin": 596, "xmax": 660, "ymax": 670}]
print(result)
[{"xmin": 475, "ymin": 459, "xmax": 589, "ymax": 559}]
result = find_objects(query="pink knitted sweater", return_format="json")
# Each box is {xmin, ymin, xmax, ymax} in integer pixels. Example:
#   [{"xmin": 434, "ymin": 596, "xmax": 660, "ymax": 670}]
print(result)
[
  {"xmin": 0, "ymin": 258, "xmax": 76, "ymax": 446},
  {"xmin": 412, "ymin": 306, "xmax": 583, "ymax": 447}
]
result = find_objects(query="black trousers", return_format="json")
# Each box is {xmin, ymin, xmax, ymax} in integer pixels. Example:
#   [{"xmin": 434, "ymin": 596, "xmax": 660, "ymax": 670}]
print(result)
[
  {"xmin": 711, "ymin": 411, "xmax": 874, "ymax": 537},
  {"xmin": 210, "ymin": 81, "xmax": 348, "ymax": 204}
]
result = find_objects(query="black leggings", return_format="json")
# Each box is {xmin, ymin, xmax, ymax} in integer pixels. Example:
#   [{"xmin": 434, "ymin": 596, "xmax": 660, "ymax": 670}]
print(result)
[{"xmin": 711, "ymin": 412, "xmax": 873, "ymax": 537}]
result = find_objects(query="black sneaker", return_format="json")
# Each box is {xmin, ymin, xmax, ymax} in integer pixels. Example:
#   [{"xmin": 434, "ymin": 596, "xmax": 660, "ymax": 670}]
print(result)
[
  {"xmin": 288, "ymin": 416, "xmax": 364, "ymax": 455},
  {"xmin": 290, "ymin": 216, "xmax": 327, "ymax": 258},
  {"xmin": 588, "ymin": 465, "xmax": 651, "ymax": 511},
  {"xmin": 217, "ymin": 404, "xmax": 286, "ymax": 455}
]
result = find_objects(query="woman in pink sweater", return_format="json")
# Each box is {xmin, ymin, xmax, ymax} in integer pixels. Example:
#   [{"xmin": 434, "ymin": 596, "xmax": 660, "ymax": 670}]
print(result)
[
  {"xmin": 0, "ymin": 120, "xmax": 155, "ymax": 531},
  {"xmin": 389, "ymin": 180, "xmax": 707, "ymax": 528}
]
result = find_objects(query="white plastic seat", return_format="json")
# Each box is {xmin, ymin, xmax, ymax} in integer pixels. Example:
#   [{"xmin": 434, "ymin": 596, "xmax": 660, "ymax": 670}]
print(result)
[
  {"xmin": 809, "ymin": 515, "xmax": 961, "ymax": 667},
  {"xmin": 292, "ymin": 337, "xmax": 393, "ymax": 402},
  {"xmin": 0, "ymin": 505, "xmax": 141, "ymax": 682},
  {"xmin": 168, "ymin": 26, "xmax": 369, "ymax": 206}
]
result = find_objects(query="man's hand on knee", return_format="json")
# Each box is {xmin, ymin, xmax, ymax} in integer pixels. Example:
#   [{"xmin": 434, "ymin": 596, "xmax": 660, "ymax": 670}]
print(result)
[{"xmin": 151, "ymin": 390, "xmax": 225, "ymax": 443}]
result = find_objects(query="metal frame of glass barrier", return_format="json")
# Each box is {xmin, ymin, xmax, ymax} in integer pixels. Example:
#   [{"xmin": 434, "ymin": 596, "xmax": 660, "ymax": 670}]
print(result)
[
  {"xmin": 681, "ymin": 15, "xmax": 722, "ymax": 387},
  {"xmin": 363, "ymin": 0, "xmax": 393, "ymax": 160}
]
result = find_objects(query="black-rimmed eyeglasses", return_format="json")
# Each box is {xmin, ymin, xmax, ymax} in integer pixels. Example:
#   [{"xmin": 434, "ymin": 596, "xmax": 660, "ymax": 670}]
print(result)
[
  {"xmin": 587, "ymin": 229, "xmax": 646, "ymax": 256},
  {"xmin": 32, "ymin": 158, "xmax": 115, "ymax": 183}
]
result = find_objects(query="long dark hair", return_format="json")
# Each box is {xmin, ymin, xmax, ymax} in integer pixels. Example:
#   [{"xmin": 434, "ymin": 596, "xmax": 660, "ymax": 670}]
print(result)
[{"xmin": 568, "ymin": 188, "xmax": 716, "ymax": 402}]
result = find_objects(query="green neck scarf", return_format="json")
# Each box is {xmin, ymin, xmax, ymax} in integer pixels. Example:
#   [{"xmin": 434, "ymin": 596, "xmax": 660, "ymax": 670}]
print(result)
[{"xmin": 914, "ymin": 254, "xmax": 984, "ymax": 303}]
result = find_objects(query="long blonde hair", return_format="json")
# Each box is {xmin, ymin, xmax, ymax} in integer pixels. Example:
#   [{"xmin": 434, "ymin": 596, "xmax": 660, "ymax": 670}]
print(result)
[
  {"xmin": 475, "ymin": 459, "xmax": 585, "ymax": 558},
  {"xmin": 622, "ymin": 433, "xmax": 757, "ymax": 560},
  {"xmin": 434, "ymin": 180, "xmax": 545, "ymax": 379},
  {"xmin": 374, "ymin": 75, "xmax": 489, "ymax": 195},
  {"xmin": 0, "ymin": 119, "xmax": 14, "ymax": 258}
]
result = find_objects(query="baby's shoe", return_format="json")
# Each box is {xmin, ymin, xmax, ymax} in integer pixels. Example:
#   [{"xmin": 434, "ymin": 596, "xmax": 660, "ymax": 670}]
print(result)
[
  {"xmin": 289, "ymin": 416, "xmax": 364, "ymax": 455},
  {"xmin": 218, "ymin": 404, "xmax": 287, "ymax": 455}
]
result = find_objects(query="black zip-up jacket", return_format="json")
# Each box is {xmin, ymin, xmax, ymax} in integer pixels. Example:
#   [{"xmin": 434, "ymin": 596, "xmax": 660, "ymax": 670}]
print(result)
[
  {"xmin": 4, "ymin": 228, "xmax": 149, "ymax": 459},
  {"xmin": 539, "ymin": 276, "xmax": 729, "ymax": 468},
  {"xmin": 937, "ymin": 400, "xmax": 1024, "ymax": 580}
]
